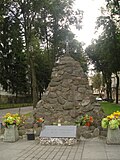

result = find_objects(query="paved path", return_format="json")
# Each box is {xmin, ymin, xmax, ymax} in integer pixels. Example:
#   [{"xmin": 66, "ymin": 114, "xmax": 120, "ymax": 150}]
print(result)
[
  {"xmin": 0, "ymin": 107, "xmax": 120, "ymax": 160},
  {"xmin": 0, "ymin": 137, "xmax": 120, "ymax": 160}
]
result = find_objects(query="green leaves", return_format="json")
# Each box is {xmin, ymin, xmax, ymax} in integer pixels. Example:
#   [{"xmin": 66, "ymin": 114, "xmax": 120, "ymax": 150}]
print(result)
[{"xmin": 0, "ymin": 0, "xmax": 85, "ymax": 104}]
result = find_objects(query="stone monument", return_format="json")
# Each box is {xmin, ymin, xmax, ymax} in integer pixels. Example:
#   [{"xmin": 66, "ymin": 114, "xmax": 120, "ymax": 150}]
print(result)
[
  {"xmin": 39, "ymin": 125, "xmax": 77, "ymax": 145},
  {"xmin": 35, "ymin": 55, "xmax": 104, "ymax": 132}
]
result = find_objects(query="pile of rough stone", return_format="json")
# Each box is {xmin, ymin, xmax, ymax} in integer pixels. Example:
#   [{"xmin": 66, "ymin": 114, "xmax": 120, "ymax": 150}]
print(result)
[
  {"xmin": 33, "ymin": 55, "xmax": 106, "ymax": 138},
  {"xmin": 0, "ymin": 55, "xmax": 107, "ymax": 141}
]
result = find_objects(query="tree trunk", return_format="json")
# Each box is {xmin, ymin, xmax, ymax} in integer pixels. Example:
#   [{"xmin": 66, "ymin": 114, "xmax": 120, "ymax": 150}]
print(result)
[
  {"xmin": 30, "ymin": 57, "xmax": 38, "ymax": 109},
  {"xmin": 109, "ymin": 78, "xmax": 112, "ymax": 101},
  {"xmin": 15, "ymin": 91, "xmax": 18, "ymax": 103},
  {"xmin": 106, "ymin": 83, "xmax": 110, "ymax": 100},
  {"xmin": 26, "ymin": 44, "xmax": 38, "ymax": 109},
  {"xmin": 115, "ymin": 73, "xmax": 119, "ymax": 104},
  {"xmin": 106, "ymin": 77, "xmax": 112, "ymax": 102}
]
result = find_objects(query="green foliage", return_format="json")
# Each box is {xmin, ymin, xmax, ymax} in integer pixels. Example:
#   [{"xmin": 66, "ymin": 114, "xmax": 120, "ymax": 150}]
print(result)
[
  {"xmin": 109, "ymin": 119, "xmax": 119, "ymax": 129},
  {"xmin": 106, "ymin": 0, "xmax": 120, "ymax": 16},
  {"xmin": 35, "ymin": 50, "xmax": 52, "ymax": 97},
  {"xmin": 0, "ymin": 1, "xmax": 32, "ymax": 96},
  {"xmin": 92, "ymin": 73, "xmax": 103, "ymax": 93},
  {"xmin": 101, "ymin": 110, "xmax": 120, "ymax": 129},
  {"xmin": 69, "ymin": 38, "xmax": 87, "ymax": 72},
  {"xmin": 0, "ymin": 0, "xmax": 84, "ymax": 105},
  {"xmin": 75, "ymin": 114, "xmax": 93, "ymax": 126},
  {"xmin": 86, "ymin": 15, "xmax": 120, "ymax": 102},
  {"xmin": 100, "ymin": 102, "xmax": 120, "ymax": 115}
]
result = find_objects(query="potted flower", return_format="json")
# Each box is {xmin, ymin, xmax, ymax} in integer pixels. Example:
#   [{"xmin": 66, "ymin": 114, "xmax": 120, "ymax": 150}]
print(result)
[
  {"xmin": 75, "ymin": 114, "xmax": 93, "ymax": 139},
  {"xmin": 2, "ymin": 113, "xmax": 22, "ymax": 142},
  {"xmin": 75, "ymin": 114, "xmax": 93, "ymax": 127},
  {"xmin": 2, "ymin": 113, "xmax": 21, "ymax": 127},
  {"xmin": 29, "ymin": 117, "xmax": 44, "ymax": 138},
  {"xmin": 35, "ymin": 117, "xmax": 44, "ymax": 127},
  {"xmin": 101, "ymin": 111, "xmax": 120, "ymax": 129},
  {"xmin": 101, "ymin": 111, "xmax": 120, "ymax": 144}
]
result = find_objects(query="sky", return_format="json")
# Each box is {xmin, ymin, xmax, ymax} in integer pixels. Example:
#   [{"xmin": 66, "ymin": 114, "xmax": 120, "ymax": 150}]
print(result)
[{"xmin": 72, "ymin": 0, "xmax": 106, "ymax": 48}]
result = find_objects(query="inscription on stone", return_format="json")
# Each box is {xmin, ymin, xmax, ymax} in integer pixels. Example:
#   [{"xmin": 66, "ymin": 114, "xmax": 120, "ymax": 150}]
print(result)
[{"xmin": 40, "ymin": 125, "xmax": 76, "ymax": 138}]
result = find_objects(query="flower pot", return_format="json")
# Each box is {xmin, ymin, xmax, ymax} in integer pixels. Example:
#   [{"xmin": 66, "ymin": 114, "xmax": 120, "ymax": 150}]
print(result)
[
  {"xmin": 33, "ymin": 123, "xmax": 38, "ymax": 128},
  {"xmin": 37, "ymin": 123, "xmax": 43, "ymax": 127},
  {"xmin": 4, "ymin": 125, "xmax": 19, "ymax": 142},
  {"xmin": 27, "ymin": 133, "xmax": 35, "ymax": 140},
  {"xmin": 107, "ymin": 127, "xmax": 120, "ymax": 144}
]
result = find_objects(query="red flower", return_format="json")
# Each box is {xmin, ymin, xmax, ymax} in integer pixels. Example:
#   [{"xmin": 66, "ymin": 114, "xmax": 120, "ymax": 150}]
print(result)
[
  {"xmin": 36, "ymin": 117, "xmax": 44, "ymax": 123},
  {"xmin": 90, "ymin": 116, "xmax": 93, "ymax": 122},
  {"xmin": 85, "ymin": 122, "xmax": 91, "ymax": 126}
]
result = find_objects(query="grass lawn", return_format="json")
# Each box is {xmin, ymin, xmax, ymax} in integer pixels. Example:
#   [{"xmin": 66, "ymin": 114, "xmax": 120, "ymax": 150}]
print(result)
[
  {"xmin": 100, "ymin": 101, "xmax": 120, "ymax": 115},
  {"xmin": 0, "ymin": 103, "xmax": 32, "ymax": 109}
]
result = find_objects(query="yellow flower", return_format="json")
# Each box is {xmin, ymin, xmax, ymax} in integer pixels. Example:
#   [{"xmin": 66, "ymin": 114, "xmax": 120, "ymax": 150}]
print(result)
[
  {"xmin": 107, "ymin": 114, "xmax": 114, "ymax": 120},
  {"xmin": 4, "ymin": 113, "xmax": 11, "ymax": 118},
  {"xmin": 2, "ymin": 113, "xmax": 22, "ymax": 127},
  {"xmin": 102, "ymin": 111, "xmax": 120, "ymax": 129},
  {"xmin": 113, "ymin": 111, "xmax": 120, "ymax": 117}
]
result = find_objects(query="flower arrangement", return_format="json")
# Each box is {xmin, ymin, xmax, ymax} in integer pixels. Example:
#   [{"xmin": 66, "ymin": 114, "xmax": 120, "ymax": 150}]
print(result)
[
  {"xmin": 2, "ymin": 113, "xmax": 21, "ymax": 128},
  {"xmin": 36, "ymin": 117, "xmax": 44, "ymax": 123},
  {"xmin": 75, "ymin": 114, "xmax": 93, "ymax": 126},
  {"xmin": 101, "ymin": 111, "xmax": 120, "ymax": 130},
  {"xmin": 34, "ymin": 117, "xmax": 44, "ymax": 127}
]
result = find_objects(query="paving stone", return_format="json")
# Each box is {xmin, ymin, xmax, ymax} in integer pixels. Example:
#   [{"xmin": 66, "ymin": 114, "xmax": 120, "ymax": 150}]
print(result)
[
  {"xmin": 82, "ymin": 159, "xmax": 107, "ymax": 160},
  {"xmin": 0, "ymin": 137, "xmax": 120, "ymax": 160},
  {"xmin": 107, "ymin": 151, "xmax": 120, "ymax": 160},
  {"xmin": 82, "ymin": 151, "xmax": 107, "ymax": 159}
]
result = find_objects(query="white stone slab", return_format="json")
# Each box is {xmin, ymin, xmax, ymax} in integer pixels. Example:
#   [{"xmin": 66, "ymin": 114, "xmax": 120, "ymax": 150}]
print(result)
[{"xmin": 40, "ymin": 125, "xmax": 76, "ymax": 138}]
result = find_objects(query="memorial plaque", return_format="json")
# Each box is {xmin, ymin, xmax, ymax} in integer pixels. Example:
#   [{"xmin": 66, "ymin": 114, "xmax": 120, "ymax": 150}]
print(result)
[{"xmin": 40, "ymin": 125, "xmax": 76, "ymax": 138}]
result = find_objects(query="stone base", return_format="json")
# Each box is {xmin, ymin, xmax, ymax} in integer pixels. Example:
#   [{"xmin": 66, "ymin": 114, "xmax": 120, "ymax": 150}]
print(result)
[
  {"xmin": 39, "ymin": 138, "xmax": 77, "ymax": 145},
  {"xmin": 107, "ymin": 127, "xmax": 120, "ymax": 144},
  {"xmin": 77, "ymin": 126, "xmax": 100, "ymax": 139},
  {"xmin": 4, "ymin": 125, "xmax": 19, "ymax": 142}
]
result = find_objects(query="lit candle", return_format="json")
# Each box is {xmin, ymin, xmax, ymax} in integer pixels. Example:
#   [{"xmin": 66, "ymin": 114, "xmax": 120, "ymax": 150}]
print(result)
[{"xmin": 58, "ymin": 119, "xmax": 61, "ymax": 126}]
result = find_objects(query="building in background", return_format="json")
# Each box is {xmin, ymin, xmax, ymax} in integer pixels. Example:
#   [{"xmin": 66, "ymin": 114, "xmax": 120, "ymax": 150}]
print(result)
[{"xmin": 111, "ymin": 73, "xmax": 120, "ymax": 101}]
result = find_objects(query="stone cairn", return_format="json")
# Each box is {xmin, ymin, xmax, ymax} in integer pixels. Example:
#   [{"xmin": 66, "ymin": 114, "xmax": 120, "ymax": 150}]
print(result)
[{"xmin": 35, "ymin": 55, "xmax": 105, "ymax": 138}]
